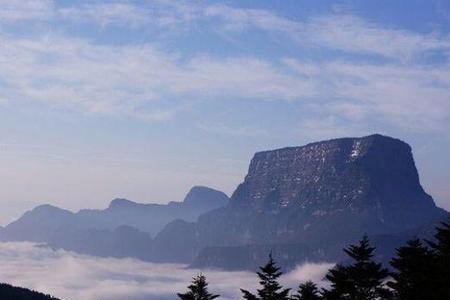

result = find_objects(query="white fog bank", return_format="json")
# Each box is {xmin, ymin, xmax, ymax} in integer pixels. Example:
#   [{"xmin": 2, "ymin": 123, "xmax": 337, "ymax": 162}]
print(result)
[{"xmin": 0, "ymin": 242, "xmax": 334, "ymax": 300}]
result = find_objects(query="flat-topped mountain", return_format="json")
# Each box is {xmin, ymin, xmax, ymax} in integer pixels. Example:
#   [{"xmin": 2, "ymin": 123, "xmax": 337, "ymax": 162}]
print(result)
[
  {"xmin": 1, "ymin": 134, "xmax": 446, "ymax": 269},
  {"xmin": 154, "ymin": 134, "xmax": 446, "ymax": 268},
  {"xmin": 229, "ymin": 134, "xmax": 439, "ymax": 231}
]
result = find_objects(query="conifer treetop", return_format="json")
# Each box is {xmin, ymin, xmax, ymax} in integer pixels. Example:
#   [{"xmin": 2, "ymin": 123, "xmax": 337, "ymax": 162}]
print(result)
[
  {"xmin": 177, "ymin": 274, "xmax": 219, "ymax": 300},
  {"xmin": 241, "ymin": 254, "xmax": 290, "ymax": 300}
]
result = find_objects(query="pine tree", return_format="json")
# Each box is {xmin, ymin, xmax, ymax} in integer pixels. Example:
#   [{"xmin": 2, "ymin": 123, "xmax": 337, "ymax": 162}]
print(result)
[
  {"xmin": 241, "ymin": 254, "xmax": 290, "ymax": 300},
  {"xmin": 322, "ymin": 236, "xmax": 391, "ymax": 300},
  {"xmin": 428, "ymin": 221, "xmax": 450, "ymax": 260},
  {"xmin": 292, "ymin": 281, "xmax": 322, "ymax": 300},
  {"xmin": 387, "ymin": 239, "xmax": 435, "ymax": 300},
  {"xmin": 427, "ymin": 221, "xmax": 450, "ymax": 299},
  {"xmin": 177, "ymin": 274, "xmax": 219, "ymax": 300}
]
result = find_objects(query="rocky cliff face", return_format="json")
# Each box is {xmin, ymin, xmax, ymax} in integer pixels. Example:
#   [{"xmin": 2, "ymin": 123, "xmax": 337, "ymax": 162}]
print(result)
[
  {"xmin": 230, "ymin": 134, "xmax": 438, "ymax": 230},
  {"xmin": 154, "ymin": 134, "xmax": 445, "ymax": 267}
]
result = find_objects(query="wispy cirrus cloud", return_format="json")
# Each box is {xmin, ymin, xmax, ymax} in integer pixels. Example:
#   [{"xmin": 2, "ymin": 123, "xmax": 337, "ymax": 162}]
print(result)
[
  {"xmin": 301, "ymin": 15, "xmax": 450, "ymax": 60},
  {"xmin": 0, "ymin": 32, "xmax": 317, "ymax": 121},
  {"xmin": 58, "ymin": 2, "xmax": 148, "ymax": 27},
  {"xmin": 284, "ymin": 59, "xmax": 450, "ymax": 130},
  {"xmin": 5, "ymin": 0, "xmax": 450, "ymax": 58},
  {"xmin": 204, "ymin": 3, "xmax": 299, "ymax": 33},
  {"xmin": 0, "ymin": 0, "xmax": 53, "ymax": 22},
  {"xmin": 58, "ymin": 0, "xmax": 205, "ymax": 28},
  {"xmin": 197, "ymin": 122, "xmax": 269, "ymax": 137},
  {"xmin": 9, "ymin": 1, "xmax": 450, "ymax": 61},
  {"xmin": 205, "ymin": 4, "xmax": 450, "ymax": 61},
  {"xmin": 0, "ymin": 0, "xmax": 449, "ymax": 131}
]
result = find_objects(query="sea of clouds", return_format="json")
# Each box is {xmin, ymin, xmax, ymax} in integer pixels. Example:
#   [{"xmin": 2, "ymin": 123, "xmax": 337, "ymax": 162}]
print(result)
[{"xmin": 0, "ymin": 242, "xmax": 334, "ymax": 300}]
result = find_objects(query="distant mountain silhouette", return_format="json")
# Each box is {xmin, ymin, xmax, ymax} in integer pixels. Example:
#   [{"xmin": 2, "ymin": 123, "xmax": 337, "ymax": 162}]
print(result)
[
  {"xmin": 0, "ymin": 204, "xmax": 74, "ymax": 243},
  {"xmin": 0, "ymin": 283, "xmax": 61, "ymax": 300},
  {"xmin": 0, "ymin": 186, "xmax": 228, "ymax": 259},
  {"xmin": 75, "ymin": 185, "xmax": 228, "ymax": 236}
]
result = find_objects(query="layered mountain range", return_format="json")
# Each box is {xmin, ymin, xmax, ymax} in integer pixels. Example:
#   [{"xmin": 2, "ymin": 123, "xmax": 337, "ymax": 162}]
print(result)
[
  {"xmin": 0, "ymin": 186, "xmax": 229, "ymax": 260},
  {"xmin": 0, "ymin": 134, "xmax": 446, "ymax": 269}
]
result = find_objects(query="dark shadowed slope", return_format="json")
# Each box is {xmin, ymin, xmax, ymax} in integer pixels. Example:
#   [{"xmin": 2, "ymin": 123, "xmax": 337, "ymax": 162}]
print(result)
[{"xmin": 154, "ymin": 134, "xmax": 446, "ymax": 269}]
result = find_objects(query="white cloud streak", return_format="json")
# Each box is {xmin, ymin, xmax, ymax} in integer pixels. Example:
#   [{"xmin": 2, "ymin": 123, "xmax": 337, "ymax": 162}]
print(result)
[
  {"xmin": 284, "ymin": 59, "xmax": 450, "ymax": 130},
  {"xmin": 0, "ymin": 242, "xmax": 333, "ymax": 300},
  {"xmin": 4, "ymin": 0, "xmax": 450, "ymax": 61},
  {"xmin": 197, "ymin": 122, "xmax": 269, "ymax": 137},
  {"xmin": 58, "ymin": 2, "xmax": 148, "ymax": 27},
  {"xmin": 0, "ymin": 32, "xmax": 316, "ymax": 121},
  {"xmin": 0, "ymin": 0, "xmax": 449, "ymax": 130},
  {"xmin": 58, "ymin": 1, "xmax": 205, "ymax": 28},
  {"xmin": 206, "ymin": 4, "xmax": 450, "ymax": 60},
  {"xmin": 0, "ymin": 0, "xmax": 53, "ymax": 22},
  {"xmin": 301, "ymin": 15, "xmax": 450, "ymax": 60}
]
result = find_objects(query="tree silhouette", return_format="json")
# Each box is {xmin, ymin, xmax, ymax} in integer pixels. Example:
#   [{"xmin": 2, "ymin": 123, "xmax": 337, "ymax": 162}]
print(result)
[
  {"xmin": 241, "ymin": 254, "xmax": 290, "ymax": 300},
  {"xmin": 0, "ymin": 283, "xmax": 60, "ymax": 300},
  {"xmin": 388, "ymin": 239, "xmax": 434, "ymax": 300},
  {"xmin": 177, "ymin": 274, "xmax": 219, "ymax": 300},
  {"xmin": 322, "ymin": 235, "xmax": 391, "ymax": 300},
  {"xmin": 292, "ymin": 281, "xmax": 321, "ymax": 300},
  {"xmin": 427, "ymin": 221, "xmax": 450, "ymax": 299},
  {"xmin": 177, "ymin": 221, "xmax": 450, "ymax": 300}
]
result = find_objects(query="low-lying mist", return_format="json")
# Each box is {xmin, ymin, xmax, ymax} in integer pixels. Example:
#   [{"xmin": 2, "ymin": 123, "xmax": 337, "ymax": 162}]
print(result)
[{"xmin": 0, "ymin": 242, "xmax": 334, "ymax": 300}]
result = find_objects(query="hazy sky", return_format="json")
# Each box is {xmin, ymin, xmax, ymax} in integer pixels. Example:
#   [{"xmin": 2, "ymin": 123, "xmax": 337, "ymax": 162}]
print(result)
[{"xmin": 1, "ymin": 0, "xmax": 450, "ymax": 223}]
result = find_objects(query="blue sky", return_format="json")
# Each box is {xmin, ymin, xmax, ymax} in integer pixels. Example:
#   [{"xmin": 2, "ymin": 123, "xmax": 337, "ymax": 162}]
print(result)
[{"xmin": 0, "ymin": 0, "xmax": 449, "ymax": 223}]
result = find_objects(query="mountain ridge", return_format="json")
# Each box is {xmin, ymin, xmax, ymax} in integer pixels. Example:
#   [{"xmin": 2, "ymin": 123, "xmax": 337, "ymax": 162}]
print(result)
[
  {"xmin": 152, "ymin": 134, "xmax": 446, "ymax": 268},
  {"xmin": 0, "ymin": 134, "xmax": 446, "ymax": 270},
  {"xmin": 251, "ymin": 134, "xmax": 408, "ymax": 157},
  {"xmin": 0, "ymin": 186, "xmax": 229, "ymax": 242}
]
